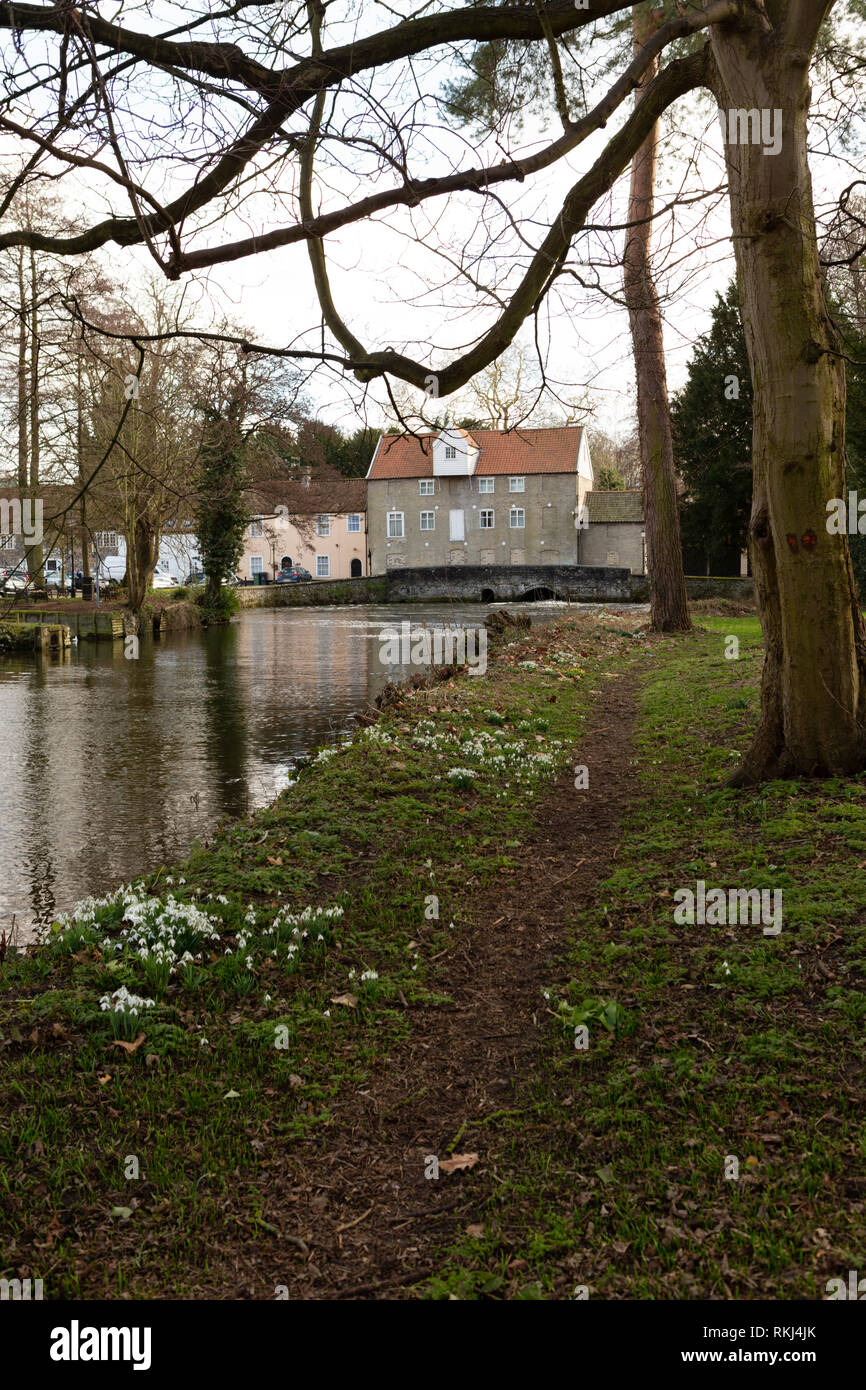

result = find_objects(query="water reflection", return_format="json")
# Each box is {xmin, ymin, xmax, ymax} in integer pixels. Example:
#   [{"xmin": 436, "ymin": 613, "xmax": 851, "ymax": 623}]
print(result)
[{"xmin": 0, "ymin": 602, "xmax": 604, "ymax": 938}]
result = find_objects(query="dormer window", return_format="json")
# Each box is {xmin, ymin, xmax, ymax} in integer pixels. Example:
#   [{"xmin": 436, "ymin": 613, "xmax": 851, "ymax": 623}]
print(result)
[{"xmin": 433, "ymin": 428, "xmax": 478, "ymax": 476}]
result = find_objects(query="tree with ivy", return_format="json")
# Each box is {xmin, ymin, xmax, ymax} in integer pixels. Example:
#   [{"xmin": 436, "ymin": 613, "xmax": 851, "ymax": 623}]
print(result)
[
  {"xmin": 195, "ymin": 396, "xmax": 248, "ymax": 614},
  {"xmin": 671, "ymin": 281, "xmax": 753, "ymax": 575}
]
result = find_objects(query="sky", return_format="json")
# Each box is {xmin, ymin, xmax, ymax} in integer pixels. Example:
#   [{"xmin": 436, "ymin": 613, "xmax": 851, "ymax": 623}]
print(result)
[{"xmin": 2, "ymin": 2, "xmax": 864, "ymax": 447}]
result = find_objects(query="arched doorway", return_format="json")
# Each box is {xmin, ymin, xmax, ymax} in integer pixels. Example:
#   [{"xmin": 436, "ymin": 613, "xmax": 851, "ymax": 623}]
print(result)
[
  {"xmin": 350, "ymin": 558, "xmax": 362, "ymax": 578},
  {"xmin": 281, "ymin": 555, "xmax": 292, "ymax": 570},
  {"xmin": 480, "ymin": 587, "xmax": 496, "ymax": 603}
]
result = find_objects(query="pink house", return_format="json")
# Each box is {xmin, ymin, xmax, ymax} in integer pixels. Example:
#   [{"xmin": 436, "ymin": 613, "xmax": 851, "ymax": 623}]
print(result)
[{"xmin": 241, "ymin": 475, "xmax": 367, "ymax": 581}]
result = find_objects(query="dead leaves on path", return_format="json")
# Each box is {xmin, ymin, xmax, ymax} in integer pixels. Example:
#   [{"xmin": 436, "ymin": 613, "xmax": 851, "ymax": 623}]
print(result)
[
  {"xmin": 439, "ymin": 1152, "xmax": 479, "ymax": 1175},
  {"xmin": 110, "ymin": 1032, "xmax": 146, "ymax": 1054}
]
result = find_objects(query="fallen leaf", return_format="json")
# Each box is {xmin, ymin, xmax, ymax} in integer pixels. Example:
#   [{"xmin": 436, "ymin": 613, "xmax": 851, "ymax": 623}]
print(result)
[
  {"xmin": 288, "ymin": 1074, "xmax": 304, "ymax": 1089},
  {"xmin": 97, "ymin": 1073, "xmax": 112, "ymax": 1085},
  {"xmin": 266, "ymin": 856, "xmax": 283, "ymax": 866},
  {"xmin": 110, "ymin": 1032, "xmax": 146, "ymax": 1054},
  {"xmin": 110, "ymin": 1206, "xmax": 133, "ymax": 1219},
  {"xmin": 595, "ymin": 1164, "xmax": 614, "ymax": 1184},
  {"xmin": 145, "ymin": 1053, "xmax": 159, "ymax": 1067},
  {"xmin": 439, "ymin": 1152, "xmax": 479, "ymax": 1175},
  {"xmin": 466, "ymin": 1223, "xmax": 485, "ymax": 1238},
  {"xmin": 223, "ymin": 1089, "xmax": 241, "ymax": 1099},
  {"xmin": 330, "ymin": 993, "xmax": 358, "ymax": 1009}
]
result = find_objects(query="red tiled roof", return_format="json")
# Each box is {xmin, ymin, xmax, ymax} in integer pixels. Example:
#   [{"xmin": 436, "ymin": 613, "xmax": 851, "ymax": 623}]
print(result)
[
  {"xmin": 368, "ymin": 425, "xmax": 585, "ymax": 479},
  {"xmin": 245, "ymin": 475, "xmax": 366, "ymax": 515}
]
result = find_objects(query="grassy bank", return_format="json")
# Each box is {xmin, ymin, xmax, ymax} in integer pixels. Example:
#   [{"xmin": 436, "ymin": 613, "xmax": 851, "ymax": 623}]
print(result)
[
  {"xmin": 424, "ymin": 614, "xmax": 866, "ymax": 1299},
  {"xmin": 0, "ymin": 609, "xmax": 635, "ymax": 1297}
]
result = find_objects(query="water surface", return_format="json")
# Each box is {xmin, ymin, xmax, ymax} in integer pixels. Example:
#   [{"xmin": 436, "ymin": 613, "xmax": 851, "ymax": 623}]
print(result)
[{"xmin": 0, "ymin": 602, "xmax": 588, "ymax": 938}]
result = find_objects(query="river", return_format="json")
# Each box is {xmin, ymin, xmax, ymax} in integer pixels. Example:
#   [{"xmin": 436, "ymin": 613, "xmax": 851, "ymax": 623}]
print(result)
[{"xmin": 0, "ymin": 602, "xmax": 584, "ymax": 941}]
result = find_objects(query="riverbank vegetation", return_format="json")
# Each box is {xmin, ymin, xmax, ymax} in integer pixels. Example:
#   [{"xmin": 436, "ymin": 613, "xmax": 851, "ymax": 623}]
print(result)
[{"xmin": 1, "ymin": 606, "xmax": 863, "ymax": 1298}]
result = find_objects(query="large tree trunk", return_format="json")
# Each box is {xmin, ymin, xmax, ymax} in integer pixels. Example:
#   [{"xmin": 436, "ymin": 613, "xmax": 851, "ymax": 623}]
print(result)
[
  {"xmin": 16, "ymin": 249, "xmax": 27, "ymax": 493},
  {"xmin": 710, "ymin": 6, "xmax": 866, "ymax": 782},
  {"xmin": 27, "ymin": 247, "xmax": 44, "ymax": 587},
  {"xmin": 623, "ymin": 4, "xmax": 690, "ymax": 633},
  {"xmin": 77, "ymin": 354, "xmax": 91, "ymax": 583}
]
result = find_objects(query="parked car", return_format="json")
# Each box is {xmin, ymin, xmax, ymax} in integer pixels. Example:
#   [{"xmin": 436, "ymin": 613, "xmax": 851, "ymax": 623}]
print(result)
[
  {"xmin": 276, "ymin": 566, "xmax": 312, "ymax": 584},
  {"xmin": 150, "ymin": 572, "xmax": 179, "ymax": 589},
  {"xmin": 1, "ymin": 570, "xmax": 29, "ymax": 592}
]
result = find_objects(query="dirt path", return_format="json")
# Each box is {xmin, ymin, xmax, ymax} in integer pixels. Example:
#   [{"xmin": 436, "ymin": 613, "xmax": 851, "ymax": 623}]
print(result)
[{"xmin": 224, "ymin": 669, "xmax": 641, "ymax": 1299}]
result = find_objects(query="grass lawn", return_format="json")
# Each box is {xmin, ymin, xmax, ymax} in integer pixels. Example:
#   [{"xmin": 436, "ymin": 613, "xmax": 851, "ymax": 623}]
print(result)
[
  {"xmin": 1, "ymin": 606, "xmax": 864, "ymax": 1299},
  {"xmin": 425, "ymin": 613, "xmax": 866, "ymax": 1299}
]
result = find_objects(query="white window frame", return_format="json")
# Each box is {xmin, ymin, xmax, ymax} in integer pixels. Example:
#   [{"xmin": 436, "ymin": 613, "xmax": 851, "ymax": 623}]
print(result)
[
  {"xmin": 480, "ymin": 509, "xmax": 495, "ymax": 529},
  {"xmin": 478, "ymin": 477, "xmax": 494, "ymax": 494},
  {"xmin": 445, "ymin": 444, "xmax": 457, "ymax": 459},
  {"xmin": 387, "ymin": 511, "xmax": 404, "ymax": 538},
  {"xmin": 346, "ymin": 513, "xmax": 361, "ymax": 532},
  {"xmin": 420, "ymin": 511, "xmax": 435, "ymax": 531},
  {"xmin": 509, "ymin": 507, "xmax": 526, "ymax": 529},
  {"xmin": 249, "ymin": 517, "xmax": 264, "ymax": 538},
  {"xmin": 509, "ymin": 476, "xmax": 525, "ymax": 493},
  {"xmin": 250, "ymin": 554, "xmax": 264, "ymax": 575},
  {"xmin": 419, "ymin": 479, "xmax": 434, "ymax": 495},
  {"xmin": 316, "ymin": 513, "xmax": 331, "ymax": 537},
  {"xmin": 95, "ymin": 531, "xmax": 118, "ymax": 550},
  {"xmin": 316, "ymin": 554, "xmax": 330, "ymax": 577}
]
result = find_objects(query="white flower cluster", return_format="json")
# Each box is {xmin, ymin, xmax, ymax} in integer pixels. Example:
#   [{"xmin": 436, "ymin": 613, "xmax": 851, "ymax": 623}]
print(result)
[
  {"xmin": 99, "ymin": 985, "xmax": 156, "ymax": 1016},
  {"xmin": 314, "ymin": 744, "xmax": 344, "ymax": 762},
  {"xmin": 412, "ymin": 721, "xmax": 563, "ymax": 794},
  {"xmin": 261, "ymin": 903, "xmax": 344, "ymax": 968},
  {"xmin": 361, "ymin": 725, "xmax": 394, "ymax": 745}
]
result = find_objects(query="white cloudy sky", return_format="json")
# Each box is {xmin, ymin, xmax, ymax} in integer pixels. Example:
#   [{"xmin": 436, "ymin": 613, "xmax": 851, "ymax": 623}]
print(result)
[{"xmin": 4, "ymin": 2, "xmax": 864, "ymax": 444}]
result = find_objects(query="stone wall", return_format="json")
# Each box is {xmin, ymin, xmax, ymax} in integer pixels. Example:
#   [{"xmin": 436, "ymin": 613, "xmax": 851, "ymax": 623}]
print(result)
[
  {"xmin": 232, "ymin": 568, "xmax": 755, "ymax": 608},
  {"xmin": 580, "ymin": 522, "xmax": 645, "ymax": 575},
  {"xmin": 234, "ymin": 576, "xmax": 387, "ymax": 607},
  {"xmin": 384, "ymin": 563, "xmax": 633, "ymax": 603}
]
